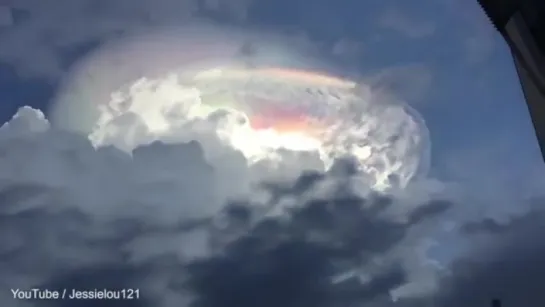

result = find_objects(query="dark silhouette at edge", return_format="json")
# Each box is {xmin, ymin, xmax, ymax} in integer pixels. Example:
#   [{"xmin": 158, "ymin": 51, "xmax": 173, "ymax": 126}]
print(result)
[{"xmin": 477, "ymin": 0, "xmax": 545, "ymax": 161}]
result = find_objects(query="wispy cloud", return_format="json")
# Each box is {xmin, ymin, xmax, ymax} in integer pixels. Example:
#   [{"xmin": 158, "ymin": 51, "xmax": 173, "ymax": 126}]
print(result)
[
  {"xmin": 463, "ymin": 28, "xmax": 496, "ymax": 64},
  {"xmin": 0, "ymin": 0, "xmax": 232, "ymax": 78},
  {"xmin": 0, "ymin": 6, "xmax": 13, "ymax": 27},
  {"xmin": 363, "ymin": 63, "xmax": 434, "ymax": 104},
  {"xmin": 377, "ymin": 8, "xmax": 436, "ymax": 39}
]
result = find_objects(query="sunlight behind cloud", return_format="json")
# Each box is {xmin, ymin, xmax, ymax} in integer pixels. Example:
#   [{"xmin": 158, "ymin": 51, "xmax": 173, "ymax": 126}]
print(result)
[{"xmin": 52, "ymin": 26, "xmax": 431, "ymax": 189}]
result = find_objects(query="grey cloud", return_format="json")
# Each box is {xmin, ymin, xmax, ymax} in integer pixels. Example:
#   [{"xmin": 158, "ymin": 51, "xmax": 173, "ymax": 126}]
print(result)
[
  {"xmin": 0, "ymin": 168, "xmax": 450, "ymax": 307},
  {"xmin": 461, "ymin": 218, "xmax": 509, "ymax": 234},
  {"xmin": 185, "ymin": 173, "xmax": 449, "ymax": 307},
  {"xmin": 430, "ymin": 209, "xmax": 545, "ymax": 307}
]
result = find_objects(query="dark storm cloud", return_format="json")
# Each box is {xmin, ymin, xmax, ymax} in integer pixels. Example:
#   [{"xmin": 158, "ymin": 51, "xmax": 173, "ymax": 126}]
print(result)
[
  {"xmin": 184, "ymin": 170, "xmax": 450, "ymax": 307},
  {"xmin": 0, "ymin": 162, "xmax": 450, "ymax": 307}
]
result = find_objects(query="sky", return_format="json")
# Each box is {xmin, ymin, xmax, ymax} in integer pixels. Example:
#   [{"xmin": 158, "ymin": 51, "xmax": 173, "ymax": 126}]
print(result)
[{"xmin": 0, "ymin": 0, "xmax": 544, "ymax": 306}]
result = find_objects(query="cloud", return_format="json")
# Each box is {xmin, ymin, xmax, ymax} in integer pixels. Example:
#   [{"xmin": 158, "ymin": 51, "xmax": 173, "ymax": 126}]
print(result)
[
  {"xmin": 0, "ymin": 106, "xmax": 451, "ymax": 306},
  {"xmin": 0, "ymin": 6, "xmax": 13, "ymax": 27},
  {"xmin": 377, "ymin": 8, "xmax": 435, "ymax": 39},
  {"xmin": 0, "ymin": 0, "xmax": 345, "ymax": 80},
  {"xmin": 444, "ymin": 0, "xmax": 497, "ymax": 64},
  {"xmin": 44, "ymin": 27, "xmax": 431, "ymax": 190},
  {"xmin": 0, "ymin": 106, "xmax": 241, "ymax": 304},
  {"xmin": 439, "ymin": 130, "xmax": 545, "ymax": 220},
  {"xmin": 0, "ymin": 0, "xmax": 434, "ymax": 81},
  {"xmin": 331, "ymin": 39, "xmax": 364, "ymax": 63},
  {"xmin": 463, "ymin": 31, "xmax": 496, "ymax": 64},
  {"xmin": 1, "ymin": 2, "xmax": 543, "ymax": 306},
  {"xmin": 0, "ymin": 0, "xmax": 247, "ymax": 78},
  {"xmin": 362, "ymin": 64, "xmax": 434, "ymax": 105},
  {"xmin": 1, "ymin": 77, "xmax": 543, "ymax": 307},
  {"xmin": 430, "ymin": 207, "xmax": 545, "ymax": 307}
]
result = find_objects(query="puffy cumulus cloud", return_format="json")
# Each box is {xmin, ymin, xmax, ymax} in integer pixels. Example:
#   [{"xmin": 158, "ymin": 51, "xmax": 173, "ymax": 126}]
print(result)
[
  {"xmin": 0, "ymin": 107, "xmax": 244, "ymax": 304},
  {"xmin": 0, "ymin": 107, "xmax": 244, "ymax": 224},
  {"xmin": 0, "ymin": 106, "xmax": 451, "ymax": 306}
]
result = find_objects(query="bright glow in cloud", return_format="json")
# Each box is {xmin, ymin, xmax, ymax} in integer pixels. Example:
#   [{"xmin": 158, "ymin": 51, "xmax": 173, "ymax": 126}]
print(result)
[
  {"xmin": 51, "ymin": 27, "xmax": 430, "ymax": 189},
  {"xmin": 72, "ymin": 68, "xmax": 429, "ymax": 189}
]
